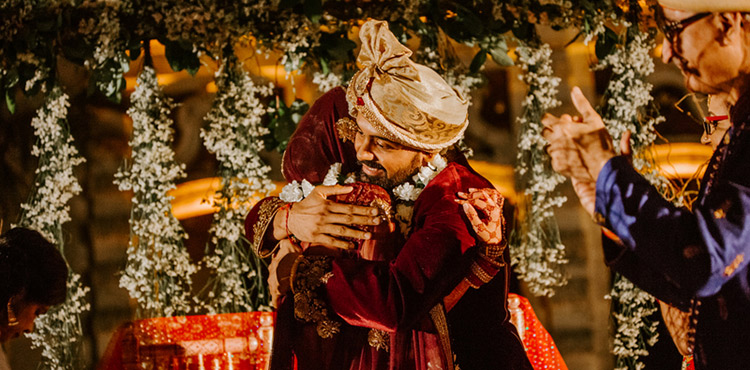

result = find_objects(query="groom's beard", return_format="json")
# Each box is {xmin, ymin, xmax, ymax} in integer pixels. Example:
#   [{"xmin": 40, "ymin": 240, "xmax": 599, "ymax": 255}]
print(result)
[{"xmin": 357, "ymin": 158, "xmax": 421, "ymax": 191}]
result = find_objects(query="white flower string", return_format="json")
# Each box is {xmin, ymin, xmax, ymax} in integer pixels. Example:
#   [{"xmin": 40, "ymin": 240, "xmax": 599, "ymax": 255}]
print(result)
[
  {"xmin": 279, "ymin": 180, "xmax": 315, "ymax": 203},
  {"xmin": 511, "ymin": 40, "xmax": 568, "ymax": 297},
  {"xmin": 606, "ymin": 274, "xmax": 660, "ymax": 370},
  {"xmin": 283, "ymin": 155, "xmax": 447, "ymax": 237},
  {"xmin": 198, "ymin": 55, "xmax": 275, "ymax": 314},
  {"xmin": 392, "ymin": 154, "xmax": 447, "ymax": 236},
  {"xmin": 595, "ymin": 22, "xmax": 665, "ymax": 369},
  {"xmin": 17, "ymin": 85, "xmax": 90, "ymax": 370},
  {"xmin": 114, "ymin": 66, "xmax": 196, "ymax": 318}
]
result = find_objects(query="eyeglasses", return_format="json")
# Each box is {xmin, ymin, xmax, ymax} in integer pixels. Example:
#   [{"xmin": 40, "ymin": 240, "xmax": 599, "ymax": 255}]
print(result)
[
  {"xmin": 703, "ymin": 115, "xmax": 729, "ymax": 135},
  {"xmin": 674, "ymin": 93, "xmax": 708, "ymax": 126},
  {"xmin": 655, "ymin": 7, "xmax": 711, "ymax": 45}
]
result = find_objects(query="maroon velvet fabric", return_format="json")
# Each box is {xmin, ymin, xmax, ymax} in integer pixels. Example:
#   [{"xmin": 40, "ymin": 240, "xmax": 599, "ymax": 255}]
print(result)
[
  {"xmin": 251, "ymin": 86, "xmax": 531, "ymax": 369},
  {"xmin": 282, "ymin": 87, "xmax": 358, "ymax": 184},
  {"xmin": 326, "ymin": 163, "xmax": 533, "ymax": 370}
]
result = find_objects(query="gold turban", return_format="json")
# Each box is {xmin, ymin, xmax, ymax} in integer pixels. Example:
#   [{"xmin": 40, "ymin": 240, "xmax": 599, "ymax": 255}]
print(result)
[
  {"xmin": 346, "ymin": 20, "xmax": 469, "ymax": 152},
  {"xmin": 658, "ymin": 0, "xmax": 750, "ymax": 11}
]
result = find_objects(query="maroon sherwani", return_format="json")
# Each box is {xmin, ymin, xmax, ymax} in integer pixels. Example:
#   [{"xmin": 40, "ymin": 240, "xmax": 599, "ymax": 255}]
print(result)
[{"xmin": 246, "ymin": 87, "xmax": 531, "ymax": 370}]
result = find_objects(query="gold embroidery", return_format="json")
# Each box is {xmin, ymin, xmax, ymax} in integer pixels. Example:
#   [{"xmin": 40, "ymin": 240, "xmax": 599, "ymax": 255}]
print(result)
[
  {"xmin": 252, "ymin": 197, "xmax": 284, "ymax": 258},
  {"xmin": 714, "ymin": 208, "xmax": 726, "ymax": 219},
  {"xmin": 291, "ymin": 255, "xmax": 341, "ymax": 338},
  {"xmin": 469, "ymin": 263, "xmax": 494, "ymax": 285},
  {"xmin": 346, "ymin": 84, "xmax": 465, "ymax": 152},
  {"xmin": 429, "ymin": 305, "xmax": 455, "ymax": 370},
  {"xmin": 367, "ymin": 329, "xmax": 390, "ymax": 351},
  {"xmin": 724, "ymin": 254, "xmax": 744, "ymax": 277},
  {"xmin": 370, "ymin": 197, "xmax": 393, "ymax": 223},
  {"xmin": 336, "ymin": 117, "xmax": 358, "ymax": 143}
]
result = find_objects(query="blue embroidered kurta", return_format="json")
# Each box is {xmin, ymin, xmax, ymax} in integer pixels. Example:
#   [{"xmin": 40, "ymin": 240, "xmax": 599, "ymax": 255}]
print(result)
[{"xmin": 594, "ymin": 92, "xmax": 750, "ymax": 370}]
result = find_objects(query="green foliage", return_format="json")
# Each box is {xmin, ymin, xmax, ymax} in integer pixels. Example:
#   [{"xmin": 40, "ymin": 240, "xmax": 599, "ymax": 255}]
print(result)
[
  {"xmin": 162, "ymin": 39, "xmax": 201, "ymax": 76},
  {"xmin": 596, "ymin": 27, "xmax": 619, "ymax": 60},
  {"xmin": 264, "ymin": 98, "xmax": 309, "ymax": 153}
]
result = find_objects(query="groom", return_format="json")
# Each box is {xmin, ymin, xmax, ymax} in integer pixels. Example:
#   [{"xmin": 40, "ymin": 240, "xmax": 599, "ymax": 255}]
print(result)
[{"xmin": 246, "ymin": 20, "xmax": 531, "ymax": 370}]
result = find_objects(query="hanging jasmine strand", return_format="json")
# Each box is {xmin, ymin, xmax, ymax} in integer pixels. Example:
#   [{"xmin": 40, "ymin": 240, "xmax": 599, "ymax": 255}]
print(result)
[
  {"xmin": 596, "ymin": 18, "xmax": 665, "ymax": 370},
  {"xmin": 198, "ymin": 54, "xmax": 275, "ymax": 314},
  {"xmin": 18, "ymin": 85, "xmax": 90, "ymax": 370},
  {"xmin": 511, "ymin": 38, "xmax": 568, "ymax": 298},
  {"xmin": 114, "ymin": 65, "xmax": 195, "ymax": 318}
]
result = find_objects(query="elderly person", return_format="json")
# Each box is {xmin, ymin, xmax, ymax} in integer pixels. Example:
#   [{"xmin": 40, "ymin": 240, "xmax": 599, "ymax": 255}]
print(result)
[
  {"xmin": 540, "ymin": 0, "xmax": 750, "ymax": 369},
  {"xmin": 701, "ymin": 94, "xmax": 733, "ymax": 149}
]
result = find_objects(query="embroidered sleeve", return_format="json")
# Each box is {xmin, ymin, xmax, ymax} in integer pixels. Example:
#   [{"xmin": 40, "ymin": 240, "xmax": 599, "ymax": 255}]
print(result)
[
  {"xmin": 245, "ymin": 197, "xmax": 285, "ymax": 258},
  {"xmin": 290, "ymin": 255, "xmax": 341, "ymax": 338}
]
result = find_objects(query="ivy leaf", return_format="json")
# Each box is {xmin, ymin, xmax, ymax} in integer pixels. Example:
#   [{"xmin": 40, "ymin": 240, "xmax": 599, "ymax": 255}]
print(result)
[
  {"xmin": 5, "ymin": 89, "xmax": 15, "ymax": 114},
  {"xmin": 595, "ymin": 27, "xmax": 618, "ymax": 61},
  {"xmin": 320, "ymin": 57, "xmax": 330, "ymax": 75},
  {"xmin": 488, "ymin": 39, "xmax": 513, "ymax": 67},
  {"xmin": 469, "ymin": 49, "xmax": 487, "ymax": 74},
  {"xmin": 265, "ymin": 98, "xmax": 309, "ymax": 152},
  {"xmin": 163, "ymin": 40, "xmax": 200, "ymax": 75}
]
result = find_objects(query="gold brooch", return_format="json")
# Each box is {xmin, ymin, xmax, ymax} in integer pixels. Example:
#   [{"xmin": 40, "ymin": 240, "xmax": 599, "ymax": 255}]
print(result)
[{"xmin": 336, "ymin": 117, "xmax": 358, "ymax": 142}]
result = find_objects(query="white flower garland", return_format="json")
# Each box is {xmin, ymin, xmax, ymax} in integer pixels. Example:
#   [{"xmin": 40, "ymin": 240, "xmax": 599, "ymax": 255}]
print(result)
[
  {"xmin": 283, "ymin": 154, "xmax": 447, "ymax": 236},
  {"xmin": 392, "ymin": 154, "xmax": 447, "ymax": 236},
  {"xmin": 199, "ymin": 57, "xmax": 275, "ymax": 314},
  {"xmin": 279, "ymin": 179, "xmax": 315, "ymax": 203},
  {"xmin": 512, "ymin": 41, "xmax": 568, "ymax": 297},
  {"xmin": 18, "ymin": 85, "xmax": 90, "ymax": 370},
  {"xmin": 606, "ymin": 274, "xmax": 660, "ymax": 370},
  {"xmin": 114, "ymin": 66, "xmax": 196, "ymax": 318},
  {"xmin": 294, "ymin": 154, "xmax": 448, "ymax": 236},
  {"xmin": 312, "ymin": 71, "xmax": 344, "ymax": 93},
  {"xmin": 595, "ymin": 23, "xmax": 665, "ymax": 370}
]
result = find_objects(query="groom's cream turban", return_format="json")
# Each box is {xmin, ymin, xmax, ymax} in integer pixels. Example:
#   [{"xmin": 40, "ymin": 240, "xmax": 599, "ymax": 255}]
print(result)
[
  {"xmin": 658, "ymin": 0, "xmax": 750, "ymax": 11},
  {"xmin": 346, "ymin": 20, "xmax": 469, "ymax": 152}
]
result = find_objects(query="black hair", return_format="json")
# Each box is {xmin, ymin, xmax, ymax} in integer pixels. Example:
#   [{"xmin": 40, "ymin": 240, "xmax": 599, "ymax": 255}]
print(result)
[{"xmin": 0, "ymin": 227, "xmax": 68, "ymax": 309}]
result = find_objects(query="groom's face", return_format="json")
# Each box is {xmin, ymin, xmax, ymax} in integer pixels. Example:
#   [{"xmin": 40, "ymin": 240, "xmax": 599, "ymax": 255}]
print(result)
[{"xmin": 353, "ymin": 113, "xmax": 433, "ymax": 190}]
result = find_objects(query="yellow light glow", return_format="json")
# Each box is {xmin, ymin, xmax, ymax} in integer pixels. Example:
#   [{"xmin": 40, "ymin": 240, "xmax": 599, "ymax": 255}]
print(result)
[
  {"xmin": 467, "ymin": 161, "xmax": 517, "ymax": 203},
  {"xmin": 170, "ymin": 144, "xmax": 709, "ymax": 221},
  {"xmin": 171, "ymin": 163, "xmax": 518, "ymax": 221},
  {"xmin": 170, "ymin": 178, "xmax": 285, "ymax": 220},
  {"xmin": 652, "ymin": 143, "xmax": 712, "ymax": 179}
]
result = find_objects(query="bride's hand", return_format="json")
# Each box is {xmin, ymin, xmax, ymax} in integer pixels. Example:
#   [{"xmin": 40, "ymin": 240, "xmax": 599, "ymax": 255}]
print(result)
[{"xmin": 456, "ymin": 188, "xmax": 505, "ymax": 245}]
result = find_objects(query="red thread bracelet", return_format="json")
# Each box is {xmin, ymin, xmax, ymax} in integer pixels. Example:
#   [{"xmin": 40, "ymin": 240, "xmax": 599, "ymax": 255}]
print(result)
[{"xmin": 282, "ymin": 202, "xmax": 297, "ymax": 243}]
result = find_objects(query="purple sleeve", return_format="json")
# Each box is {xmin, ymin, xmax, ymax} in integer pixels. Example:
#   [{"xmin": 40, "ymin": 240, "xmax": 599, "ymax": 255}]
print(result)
[{"xmin": 595, "ymin": 156, "xmax": 750, "ymax": 298}]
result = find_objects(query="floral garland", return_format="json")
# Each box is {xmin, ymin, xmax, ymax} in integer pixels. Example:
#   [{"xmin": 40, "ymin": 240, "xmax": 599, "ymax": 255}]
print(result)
[
  {"xmin": 198, "ymin": 54, "xmax": 275, "ymax": 314},
  {"xmin": 114, "ymin": 66, "xmax": 196, "ymax": 318},
  {"xmin": 594, "ymin": 12, "xmax": 665, "ymax": 369},
  {"xmin": 511, "ymin": 37, "xmax": 568, "ymax": 298},
  {"xmin": 606, "ymin": 275, "xmax": 660, "ymax": 370},
  {"xmin": 281, "ymin": 154, "xmax": 447, "ymax": 235},
  {"xmin": 17, "ymin": 85, "xmax": 90, "ymax": 370}
]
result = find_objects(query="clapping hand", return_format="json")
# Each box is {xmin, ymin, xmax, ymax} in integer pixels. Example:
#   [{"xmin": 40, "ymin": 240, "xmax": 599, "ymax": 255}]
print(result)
[{"xmin": 542, "ymin": 87, "xmax": 618, "ymax": 216}]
